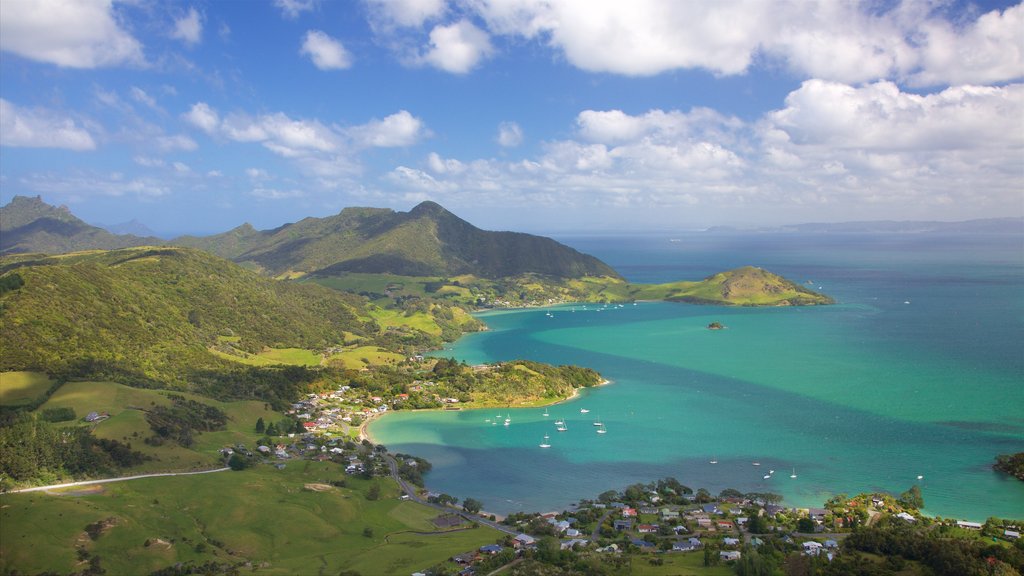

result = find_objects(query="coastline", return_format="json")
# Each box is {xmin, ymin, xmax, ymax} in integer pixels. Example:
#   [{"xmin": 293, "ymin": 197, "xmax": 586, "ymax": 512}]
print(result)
[{"xmin": 360, "ymin": 378, "xmax": 613, "ymax": 444}]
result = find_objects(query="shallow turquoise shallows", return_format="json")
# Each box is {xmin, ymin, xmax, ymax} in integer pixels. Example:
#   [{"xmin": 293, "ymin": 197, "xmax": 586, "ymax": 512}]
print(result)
[{"xmin": 370, "ymin": 232, "xmax": 1024, "ymax": 520}]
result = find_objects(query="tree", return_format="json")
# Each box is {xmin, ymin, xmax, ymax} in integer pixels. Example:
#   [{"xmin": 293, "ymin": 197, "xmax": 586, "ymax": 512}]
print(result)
[
  {"xmin": 228, "ymin": 453, "xmax": 249, "ymax": 471},
  {"xmin": 696, "ymin": 488, "xmax": 712, "ymax": 503},
  {"xmin": 463, "ymin": 497, "xmax": 483, "ymax": 514},
  {"xmin": 898, "ymin": 485, "xmax": 924, "ymax": 510},
  {"xmin": 366, "ymin": 482, "xmax": 381, "ymax": 501},
  {"xmin": 719, "ymin": 488, "xmax": 743, "ymax": 499},
  {"xmin": 796, "ymin": 517, "xmax": 815, "ymax": 533},
  {"xmin": 255, "ymin": 417, "xmax": 265, "ymax": 434}
]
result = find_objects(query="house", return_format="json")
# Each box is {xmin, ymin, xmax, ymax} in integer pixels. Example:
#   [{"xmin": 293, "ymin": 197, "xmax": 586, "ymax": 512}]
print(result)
[
  {"xmin": 631, "ymin": 539, "xmax": 655, "ymax": 549},
  {"xmin": 702, "ymin": 503, "xmax": 721, "ymax": 514},
  {"xmin": 672, "ymin": 540, "xmax": 699, "ymax": 552},
  {"xmin": 565, "ymin": 528, "xmax": 580, "ymax": 537},
  {"xmin": 803, "ymin": 541, "xmax": 823, "ymax": 556},
  {"xmin": 622, "ymin": 507, "xmax": 637, "ymax": 517},
  {"xmin": 696, "ymin": 517, "xmax": 712, "ymax": 528},
  {"xmin": 723, "ymin": 537, "xmax": 740, "ymax": 546},
  {"xmin": 660, "ymin": 508, "xmax": 680, "ymax": 520},
  {"xmin": 765, "ymin": 504, "xmax": 786, "ymax": 516},
  {"xmin": 596, "ymin": 544, "xmax": 618, "ymax": 553},
  {"xmin": 958, "ymin": 521, "xmax": 983, "ymax": 530},
  {"xmin": 452, "ymin": 553, "xmax": 476, "ymax": 564},
  {"xmin": 1005, "ymin": 530, "xmax": 1021, "ymax": 539},
  {"xmin": 479, "ymin": 544, "xmax": 503, "ymax": 554},
  {"xmin": 750, "ymin": 537, "xmax": 764, "ymax": 546},
  {"xmin": 560, "ymin": 538, "xmax": 588, "ymax": 550},
  {"xmin": 808, "ymin": 508, "xmax": 828, "ymax": 521},
  {"xmin": 720, "ymin": 550, "xmax": 741, "ymax": 561},
  {"xmin": 514, "ymin": 533, "xmax": 536, "ymax": 547},
  {"xmin": 896, "ymin": 512, "xmax": 916, "ymax": 522},
  {"xmin": 637, "ymin": 524, "xmax": 658, "ymax": 533},
  {"xmin": 84, "ymin": 411, "xmax": 109, "ymax": 423},
  {"xmin": 613, "ymin": 519, "xmax": 633, "ymax": 531},
  {"xmin": 824, "ymin": 539, "xmax": 838, "ymax": 549},
  {"xmin": 716, "ymin": 520, "xmax": 734, "ymax": 530},
  {"xmin": 640, "ymin": 507, "xmax": 659, "ymax": 515}
]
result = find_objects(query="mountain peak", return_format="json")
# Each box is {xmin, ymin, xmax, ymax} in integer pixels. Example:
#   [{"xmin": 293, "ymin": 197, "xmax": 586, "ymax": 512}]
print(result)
[{"xmin": 408, "ymin": 200, "xmax": 448, "ymax": 218}]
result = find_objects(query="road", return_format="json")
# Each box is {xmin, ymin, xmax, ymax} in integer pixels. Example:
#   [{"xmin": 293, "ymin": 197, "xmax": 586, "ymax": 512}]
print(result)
[
  {"xmin": 384, "ymin": 453, "xmax": 519, "ymax": 536},
  {"xmin": 4, "ymin": 467, "xmax": 231, "ymax": 494}
]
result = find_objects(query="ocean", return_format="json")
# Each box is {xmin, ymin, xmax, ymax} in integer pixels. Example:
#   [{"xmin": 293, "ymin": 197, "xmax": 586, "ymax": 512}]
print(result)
[{"xmin": 369, "ymin": 232, "xmax": 1024, "ymax": 520}]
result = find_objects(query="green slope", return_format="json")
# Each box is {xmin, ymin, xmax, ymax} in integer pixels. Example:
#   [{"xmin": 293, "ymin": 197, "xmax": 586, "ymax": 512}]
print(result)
[{"xmin": 0, "ymin": 246, "xmax": 379, "ymax": 387}]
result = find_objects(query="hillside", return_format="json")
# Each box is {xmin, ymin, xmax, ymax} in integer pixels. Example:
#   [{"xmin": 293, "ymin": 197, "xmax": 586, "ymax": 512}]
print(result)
[
  {"xmin": 176, "ymin": 201, "xmax": 622, "ymax": 280},
  {"xmin": 0, "ymin": 247, "xmax": 386, "ymax": 390},
  {"xmin": 0, "ymin": 195, "xmax": 162, "ymax": 254},
  {"xmin": 628, "ymin": 265, "xmax": 834, "ymax": 306}
]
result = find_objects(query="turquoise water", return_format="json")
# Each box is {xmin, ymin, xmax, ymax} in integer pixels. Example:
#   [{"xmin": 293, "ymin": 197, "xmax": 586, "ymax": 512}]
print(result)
[{"xmin": 370, "ymin": 233, "xmax": 1024, "ymax": 520}]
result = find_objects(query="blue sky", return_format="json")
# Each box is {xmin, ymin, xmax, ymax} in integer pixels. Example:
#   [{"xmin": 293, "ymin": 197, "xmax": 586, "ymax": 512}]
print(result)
[{"xmin": 1, "ymin": 0, "xmax": 1022, "ymax": 235}]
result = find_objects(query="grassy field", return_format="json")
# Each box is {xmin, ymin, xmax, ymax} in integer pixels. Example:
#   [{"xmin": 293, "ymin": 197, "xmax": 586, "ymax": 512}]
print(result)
[
  {"xmin": 0, "ymin": 371, "xmax": 52, "ymax": 406},
  {"xmin": 626, "ymin": 552, "xmax": 734, "ymax": 575},
  {"xmin": 0, "ymin": 462, "xmax": 503, "ymax": 575},
  {"xmin": 255, "ymin": 347, "xmax": 322, "ymax": 366},
  {"xmin": 35, "ymin": 380, "xmax": 279, "ymax": 472},
  {"xmin": 367, "ymin": 305, "xmax": 443, "ymax": 335},
  {"xmin": 326, "ymin": 345, "xmax": 407, "ymax": 369}
]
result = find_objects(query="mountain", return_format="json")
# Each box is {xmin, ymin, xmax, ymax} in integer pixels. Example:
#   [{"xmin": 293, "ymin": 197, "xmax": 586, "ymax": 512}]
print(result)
[
  {"xmin": 175, "ymin": 201, "xmax": 622, "ymax": 280},
  {"xmin": 0, "ymin": 196, "xmax": 163, "ymax": 254},
  {"xmin": 0, "ymin": 246, "xmax": 378, "ymax": 390},
  {"xmin": 99, "ymin": 218, "xmax": 160, "ymax": 238},
  {"xmin": 633, "ymin": 266, "xmax": 834, "ymax": 306}
]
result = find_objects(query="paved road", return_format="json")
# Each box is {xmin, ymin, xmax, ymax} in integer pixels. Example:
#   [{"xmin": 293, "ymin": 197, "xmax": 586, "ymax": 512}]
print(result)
[
  {"xmin": 384, "ymin": 454, "xmax": 519, "ymax": 536},
  {"xmin": 591, "ymin": 509, "xmax": 613, "ymax": 541},
  {"xmin": 4, "ymin": 467, "xmax": 231, "ymax": 494}
]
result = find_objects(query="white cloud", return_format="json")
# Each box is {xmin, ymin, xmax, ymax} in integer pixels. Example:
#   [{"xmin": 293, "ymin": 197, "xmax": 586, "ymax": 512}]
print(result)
[
  {"xmin": 245, "ymin": 168, "xmax": 270, "ymax": 180},
  {"xmin": 463, "ymin": 0, "xmax": 1023, "ymax": 84},
  {"xmin": 497, "ymin": 121, "xmax": 523, "ymax": 147},
  {"xmin": 0, "ymin": 99, "xmax": 97, "ymax": 150},
  {"xmin": 130, "ymin": 86, "xmax": 159, "ymax": 110},
  {"xmin": 182, "ymin": 102, "xmax": 220, "ymax": 134},
  {"xmin": 274, "ymin": 0, "xmax": 316, "ymax": 19},
  {"xmin": 419, "ymin": 19, "xmax": 493, "ymax": 74},
  {"xmin": 0, "ymin": 0, "xmax": 144, "ymax": 68},
  {"xmin": 911, "ymin": 3, "xmax": 1024, "ymax": 86},
  {"xmin": 19, "ymin": 172, "xmax": 170, "ymax": 198},
  {"xmin": 155, "ymin": 134, "xmax": 198, "ymax": 152},
  {"xmin": 300, "ymin": 30, "xmax": 352, "ymax": 70},
  {"xmin": 427, "ymin": 152, "xmax": 466, "ymax": 174},
  {"xmin": 354, "ymin": 110, "xmax": 427, "ymax": 147},
  {"xmin": 251, "ymin": 187, "xmax": 306, "ymax": 200},
  {"xmin": 364, "ymin": 0, "xmax": 445, "ymax": 28},
  {"xmin": 170, "ymin": 7, "xmax": 203, "ymax": 47}
]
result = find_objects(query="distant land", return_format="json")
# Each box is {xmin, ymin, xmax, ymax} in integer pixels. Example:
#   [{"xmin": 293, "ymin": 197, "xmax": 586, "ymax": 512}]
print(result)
[
  {"xmin": 705, "ymin": 217, "xmax": 1024, "ymax": 234},
  {"xmin": 97, "ymin": 218, "xmax": 161, "ymax": 238}
]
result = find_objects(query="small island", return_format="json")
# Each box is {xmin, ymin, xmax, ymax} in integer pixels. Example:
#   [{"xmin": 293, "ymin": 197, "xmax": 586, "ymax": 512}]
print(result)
[{"xmin": 707, "ymin": 321, "xmax": 726, "ymax": 330}]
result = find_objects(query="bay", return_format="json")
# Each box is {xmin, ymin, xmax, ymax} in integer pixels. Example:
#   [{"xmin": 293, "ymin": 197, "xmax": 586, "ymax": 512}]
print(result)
[{"xmin": 370, "ymin": 232, "xmax": 1024, "ymax": 520}]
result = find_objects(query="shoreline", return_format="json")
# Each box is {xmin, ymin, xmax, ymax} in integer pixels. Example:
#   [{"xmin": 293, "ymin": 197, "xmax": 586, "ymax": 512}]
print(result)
[{"xmin": 360, "ymin": 378, "xmax": 613, "ymax": 444}]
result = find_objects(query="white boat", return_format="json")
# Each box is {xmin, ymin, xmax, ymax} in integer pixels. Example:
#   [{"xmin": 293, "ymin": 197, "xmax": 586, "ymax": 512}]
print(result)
[
  {"xmin": 554, "ymin": 419, "xmax": 564, "ymax": 426},
  {"xmin": 763, "ymin": 474, "xmax": 771, "ymax": 479},
  {"xmin": 709, "ymin": 458, "xmax": 718, "ymax": 464},
  {"xmin": 539, "ymin": 437, "xmax": 551, "ymax": 448},
  {"xmin": 596, "ymin": 423, "xmax": 607, "ymax": 434},
  {"xmin": 556, "ymin": 422, "xmax": 568, "ymax": 432},
  {"xmin": 916, "ymin": 475, "xmax": 923, "ymax": 480},
  {"xmin": 790, "ymin": 468, "xmax": 797, "ymax": 479},
  {"xmin": 542, "ymin": 409, "xmax": 549, "ymax": 417},
  {"xmin": 580, "ymin": 408, "xmax": 590, "ymax": 414},
  {"xmin": 592, "ymin": 415, "xmax": 603, "ymax": 426},
  {"xmin": 504, "ymin": 417, "xmax": 511, "ymax": 427},
  {"xmin": 752, "ymin": 462, "xmax": 761, "ymax": 466}
]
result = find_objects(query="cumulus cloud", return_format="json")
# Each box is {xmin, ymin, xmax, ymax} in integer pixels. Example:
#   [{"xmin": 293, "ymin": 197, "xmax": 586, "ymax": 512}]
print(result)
[
  {"xmin": 300, "ymin": 30, "xmax": 352, "ymax": 70},
  {"xmin": 130, "ymin": 87, "xmax": 159, "ymax": 110},
  {"xmin": 354, "ymin": 110, "xmax": 428, "ymax": 147},
  {"xmin": 18, "ymin": 172, "xmax": 170, "ymax": 198},
  {"xmin": 0, "ymin": 0, "xmax": 144, "ymax": 68},
  {"xmin": 0, "ymin": 99, "xmax": 97, "ymax": 150},
  {"xmin": 383, "ymin": 82, "xmax": 1023, "ymax": 221},
  {"xmin": 497, "ymin": 121, "xmax": 523, "ymax": 147},
  {"xmin": 154, "ymin": 134, "xmax": 198, "ymax": 152},
  {"xmin": 170, "ymin": 7, "xmax": 203, "ymax": 46},
  {"xmin": 182, "ymin": 102, "xmax": 220, "ymax": 134},
  {"xmin": 364, "ymin": 0, "xmax": 445, "ymax": 28},
  {"xmin": 911, "ymin": 3, "xmax": 1024, "ymax": 86},
  {"xmin": 418, "ymin": 19, "xmax": 493, "ymax": 73},
  {"xmin": 458, "ymin": 0, "xmax": 1022, "ymax": 85},
  {"xmin": 274, "ymin": 0, "xmax": 316, "ymax": 19}
]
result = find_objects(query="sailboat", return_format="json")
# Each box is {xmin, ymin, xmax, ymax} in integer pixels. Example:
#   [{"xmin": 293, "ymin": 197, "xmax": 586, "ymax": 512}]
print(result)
[
  {"xmin": 504, "ymin": 415, "xmax": 511, "ymax": 426},
  {"xmin": 596, "ymin": 423, "xmax": 607, "ymax": 434},
  {"xmin": 539, "ymin": 434, "xmax": 551, "ymax": 448},
  {"xmin": 709, "ymin": 458, "xmax": 718, "ymax": 464},
  {"xmin": 790, "ymin": 468, "xmax": 797, "ymax": 479},
  {"xmin": 592, "ymin": 415, "xmax": 603, "ymax": 426},
  {"xmin": 556, "ymin": 421, "xmax": 568, "ymax": 432},
  {"xmin": 542, "ymin": 409, "xmax": 549, "ymax": 417},
  {"xmin": 554, "ymin": 419, "xmax": 565, "ymax": 426},
  {"xmin": 763, "ymin": 473, "xmax": 772, "ymax": 479}
]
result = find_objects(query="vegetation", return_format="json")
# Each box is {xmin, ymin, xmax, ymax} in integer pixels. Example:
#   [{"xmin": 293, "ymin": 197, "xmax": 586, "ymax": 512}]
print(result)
[
  {"xmin": 994, "ymin": 452, "xmax": 1024, "ymax": 481},
  {"xmin": 0, "ymin": 195, "xmax": 160, "ymax": 254}
]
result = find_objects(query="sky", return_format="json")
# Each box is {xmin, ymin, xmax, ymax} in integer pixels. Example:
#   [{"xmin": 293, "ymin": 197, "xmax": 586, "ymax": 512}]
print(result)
[{"xmin": 1, "ymin": 0, "xmax": 1022, "ymax": 235}]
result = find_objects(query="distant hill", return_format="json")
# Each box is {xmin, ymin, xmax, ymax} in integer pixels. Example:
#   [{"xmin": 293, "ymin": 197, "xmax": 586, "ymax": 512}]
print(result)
[
  {"xmin": 0, "ymin": 196, "xmax": 163, "ymax": 254},
  {"xmin": 628, "ymin": 266, "xmax": 834, "ymax": 306},
  {"xmin": 175, "ymin": 201, "xmax": 622, "ymax": 280},
  {"xmin": 98, "ymin": 218, "xmax": 160, "ymax": 238},
  {"xmin": 0, "ymin": 246, "xmax": 377, "ymax": 390}
]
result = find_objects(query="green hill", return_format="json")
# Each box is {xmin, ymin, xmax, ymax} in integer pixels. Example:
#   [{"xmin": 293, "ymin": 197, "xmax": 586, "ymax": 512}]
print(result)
[
  {"xmin": 0, "ymin": 195, "xmax": 162, "ymax": 255},
  {"xmin": 0, "ymin": 246, "xmax": 385, "ymax": 389},
  {"xmin": 176, "ymin": 201, "xmax": 622, "ymax": 280},
  {"xmin": 628, "ymin": 265, "xmax": 834, "ymax": 306}
]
